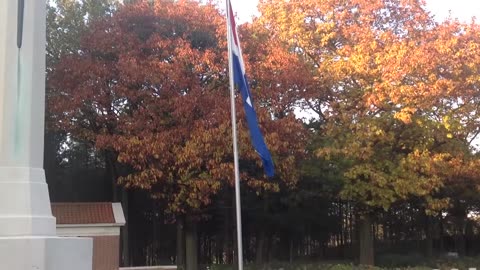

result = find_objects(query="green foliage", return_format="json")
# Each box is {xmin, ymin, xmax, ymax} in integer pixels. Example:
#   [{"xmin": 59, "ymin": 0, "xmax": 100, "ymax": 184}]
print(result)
[{"xmin": 46, "ymin": 0, "xmax": 118, "ymax": 68}]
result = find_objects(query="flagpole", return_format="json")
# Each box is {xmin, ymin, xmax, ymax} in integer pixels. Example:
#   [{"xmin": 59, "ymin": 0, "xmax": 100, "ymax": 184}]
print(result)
[{"xmin": 226, "ymin": 0, "xmax": 244, "ymax": 269}]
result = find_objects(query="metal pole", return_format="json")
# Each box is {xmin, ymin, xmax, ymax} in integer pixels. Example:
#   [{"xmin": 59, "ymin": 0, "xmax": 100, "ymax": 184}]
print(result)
[{"xmin": 226, "ymin": 1, "xmax": 244, "ymax": 269}]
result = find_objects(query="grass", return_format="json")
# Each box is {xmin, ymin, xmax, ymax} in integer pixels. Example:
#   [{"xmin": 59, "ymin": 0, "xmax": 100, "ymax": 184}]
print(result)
[
  {"xmin": 207, "ymin": 256, "xmax": 480, "ymax": 270},
  {"xmin": 209, "ymin": 263, "xmax": 429, "ymax": 270}
]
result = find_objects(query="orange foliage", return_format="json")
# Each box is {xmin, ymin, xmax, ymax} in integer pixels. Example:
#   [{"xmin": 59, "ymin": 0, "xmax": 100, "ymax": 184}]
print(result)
[
  {"xmin": 256, "ymin": 0, "xmax": 480, "ymax": 211},
  {"xmin": 48, "ymin": 0, "xmax": 307, "ymax": 213}
]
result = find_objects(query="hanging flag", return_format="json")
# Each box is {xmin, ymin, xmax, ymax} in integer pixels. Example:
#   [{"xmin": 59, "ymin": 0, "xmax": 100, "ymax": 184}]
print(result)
[{"xmin": 227, "ymin": 0, "xmax": 274, "ymax": 177}]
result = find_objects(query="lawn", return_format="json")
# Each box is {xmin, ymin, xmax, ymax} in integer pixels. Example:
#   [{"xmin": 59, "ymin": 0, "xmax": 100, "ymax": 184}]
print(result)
[{"xmin": 208, "ymin": 256, "xmax": 480, "ymax": 270}]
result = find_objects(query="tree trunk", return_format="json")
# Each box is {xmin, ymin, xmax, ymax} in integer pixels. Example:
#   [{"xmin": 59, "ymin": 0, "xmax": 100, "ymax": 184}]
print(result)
[
  {"xmin": 425, "ymin": 215, "xmax": 433, "ymax": 258},
  {"xmin": 267, "ymin": 233, "xmax": 274, "ymax": 264},
  {"xmin": 455, "ymin": 235, "xmax": 466, "ymax": 256},
  {"xmin": 255, "ymin": 229, "xmax": 266, "ymax": 265},
  {"xmin": 465, "ymin": 219, "xmax": 474, "ymax": 256},
  {"xmin": 439, "ymin": 217, "xmax": 445, "ymax": 253},
  {"xmin": 177, "ymin": 216, "xmax": 186, "ymax": 270},
  {"xmin": 453, "ymin": 204, "xmax": 467, "ymax": 256},
  {"xmin": 106, "ymin": 150, "xmax": 130, "ymax": 266},
  {"xmin": 106, "ymin": 150, "xmax": 118, "ymax": 202},
  {"xmin": 455, "ymin": 234, "xmax": 466, "ymax": 256},
  {"xmin": 339, "ymin": 202, "xmax": 345, "ymax": 248},
  {"xmin": 358, "ymin": 214, "xmax": 374, "ymax": 266},
  {"xmin": 185, "ymin": 215, "xmax": 198, "ymax": 270},
  {"xmin": 289, "ymin": 238, "xmax": 294, "ymax": 263},
  {"xmin": 120, "ymin": 188, "xmax": 130, "ymax": 266},
  {"xmin": 223, "ymin": 196, "xmax": 233, "ymax": 264}
]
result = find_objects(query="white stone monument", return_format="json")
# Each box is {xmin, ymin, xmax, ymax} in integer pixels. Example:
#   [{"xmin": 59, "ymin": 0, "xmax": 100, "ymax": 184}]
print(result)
[{"xmin": 0, "ymin": 0, "xmax": 93, "ymax": 269}]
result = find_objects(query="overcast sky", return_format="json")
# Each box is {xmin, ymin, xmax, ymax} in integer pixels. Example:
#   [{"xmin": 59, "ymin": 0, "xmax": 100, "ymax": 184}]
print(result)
[{"xmin": 231, "ymin": 0, "xmax": 480, "ymax": 23}]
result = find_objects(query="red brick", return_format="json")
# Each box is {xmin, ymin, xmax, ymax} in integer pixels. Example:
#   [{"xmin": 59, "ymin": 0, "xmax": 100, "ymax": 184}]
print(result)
[{"xmin": 52, "ymin": 202, "xmax": 116, "ymax": 224}]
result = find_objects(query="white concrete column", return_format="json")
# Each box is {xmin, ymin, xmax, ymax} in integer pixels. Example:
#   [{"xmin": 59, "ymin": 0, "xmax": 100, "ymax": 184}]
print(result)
[
  {"xmin": 0, "ymin": 0, "xmax": 45, "ymax": 168},
  {"xmin": 0, "ymin": 0, "xmax": 93, "ymax": 269},
  {"xmin": 0, "ymin": 0, "xmax": 54, "ymax": 237}
]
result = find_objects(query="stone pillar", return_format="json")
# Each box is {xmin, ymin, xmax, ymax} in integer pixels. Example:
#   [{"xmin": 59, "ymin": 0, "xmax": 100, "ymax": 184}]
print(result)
[{"xmin": 0, "ymin": 0, "xmax": 93, "ymax": 269}]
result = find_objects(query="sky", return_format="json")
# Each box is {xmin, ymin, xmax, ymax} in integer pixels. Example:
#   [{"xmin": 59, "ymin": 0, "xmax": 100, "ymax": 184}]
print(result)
[{"xmin": 231, "ymin": 0, "xmax": 480, "ymax": 23}]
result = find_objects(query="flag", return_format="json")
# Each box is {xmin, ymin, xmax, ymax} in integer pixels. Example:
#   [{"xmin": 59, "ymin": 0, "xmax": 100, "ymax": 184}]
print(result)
[{"xmin": 227, "ymin": 0, "xmax": 275, "ymax": 177}]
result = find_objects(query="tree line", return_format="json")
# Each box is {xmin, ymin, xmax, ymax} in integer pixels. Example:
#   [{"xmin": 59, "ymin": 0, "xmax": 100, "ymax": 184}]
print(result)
[{"xmin": 44, "ymin": 0, "xmax": 480, "ymax": 269}]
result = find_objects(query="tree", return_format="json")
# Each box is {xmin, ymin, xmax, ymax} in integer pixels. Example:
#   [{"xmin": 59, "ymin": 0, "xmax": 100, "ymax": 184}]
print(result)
[
  {"xmin": 45, "ymin": 0, "xmax": 120, "ymax": 184},
  {"xmin": 256, "ymin": 0, "xmax": 480, "ymax": 265},
  {"xmin": 48, "ymin": 1, "xmax": 307, "ymax": 269},
  {"xmin": 47, "ymin": 0, "xmax": 118, "ymax": 68}
]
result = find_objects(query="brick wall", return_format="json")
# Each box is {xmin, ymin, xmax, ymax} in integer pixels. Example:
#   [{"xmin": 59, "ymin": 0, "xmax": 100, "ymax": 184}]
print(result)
[
  {"xmin": 93, "ymin": 235, "xmax": 120, "ymax": 270},
  {"xmin": 119, "ymin": 267, "xmax": 177, "ymax": 270}
]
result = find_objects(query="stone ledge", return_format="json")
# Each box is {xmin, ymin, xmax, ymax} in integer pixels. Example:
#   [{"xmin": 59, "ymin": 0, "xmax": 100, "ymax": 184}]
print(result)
[{"xmin": 0, "ymin": 236, "xmax": 92, "ymax": 270}]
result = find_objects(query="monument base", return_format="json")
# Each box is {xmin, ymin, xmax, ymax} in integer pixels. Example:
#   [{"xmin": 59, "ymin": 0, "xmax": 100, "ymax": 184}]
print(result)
[
  {"xmin": 0, "ymin": 168, "xmax": 93, "ymax": 269},
  {"xmin": 0, "ymin": 235, "xmax": 93, "ymax": 270}
]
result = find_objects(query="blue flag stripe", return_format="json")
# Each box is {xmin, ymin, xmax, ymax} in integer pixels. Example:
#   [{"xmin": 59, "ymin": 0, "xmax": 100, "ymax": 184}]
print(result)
[{"xmin": 231, "ymin": 53, "xmax": 275, "ymax": 177}]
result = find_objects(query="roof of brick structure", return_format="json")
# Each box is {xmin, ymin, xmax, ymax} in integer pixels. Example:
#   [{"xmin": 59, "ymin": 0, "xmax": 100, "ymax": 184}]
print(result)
[{"xmin": 51, "ymin": 202, "xmax": 117, "ymax": 224}]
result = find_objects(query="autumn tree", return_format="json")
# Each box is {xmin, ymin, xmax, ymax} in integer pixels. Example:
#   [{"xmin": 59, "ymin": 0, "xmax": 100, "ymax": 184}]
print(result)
[
  {"xmin": 48, "ymin": 0, "xmax": 307, "ymax": 269},
  {"xmin": 45, "ymin": 0, "xmax": 121, "ymax": 185},
  {"xmin": 256, "ymin": 0, "xmax": 480, "ymax": 265}
]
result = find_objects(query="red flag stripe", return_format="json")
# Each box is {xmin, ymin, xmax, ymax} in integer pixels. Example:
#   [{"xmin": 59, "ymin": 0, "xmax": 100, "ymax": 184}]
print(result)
[{"xmin": 228, "ymin": 1, "xmax": 239, "ymax": 46}]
